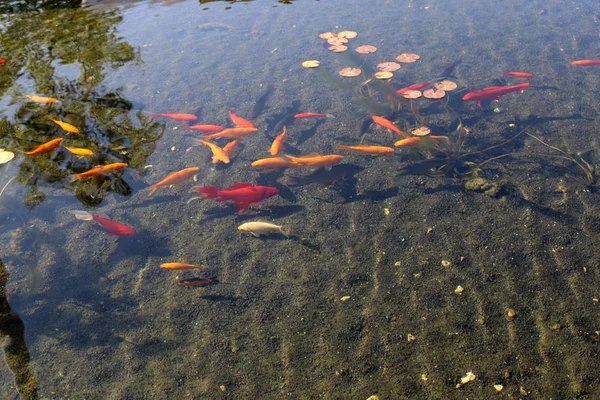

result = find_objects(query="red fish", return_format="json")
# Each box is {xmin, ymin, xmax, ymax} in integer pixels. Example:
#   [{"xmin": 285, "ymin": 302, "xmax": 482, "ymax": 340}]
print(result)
[
  {"xmin": 0, "ymin": 58, "xmax": 7, "ymax": 64},
  {"xmin": 571, "ymin": 60, "xmax": 600, "ymax": 66},
  {"xmin": 396, "ymin": 82, "xmax": 431, "ymax": 93},
  {"xmin": 191, "ymin": 182, "xmax": 279, "ymax": 212},
  {"xmin": 229, "ymin": 110, "xmax": 255, "ymax": 128},
  {"xmin": 185, "ymin": 124, "xmax": 223, "ymax": 132},
  {"xmin": 71, "ymin": 210, "xmax": 136, "ymax": 236},
  {"xmin": 502, "ymin": 70, "xmax": 534, "ymax": 78},
  {"xmin": 148, "ymin": 112, "xmax": 197, "ymax": 121},
  {"xmin": 293, "ymin": 113, "xmax": 334, "ymax": 119},
  {"xmin": 462, "ymin": 82, "xmax": 530, "ymax": 107}
]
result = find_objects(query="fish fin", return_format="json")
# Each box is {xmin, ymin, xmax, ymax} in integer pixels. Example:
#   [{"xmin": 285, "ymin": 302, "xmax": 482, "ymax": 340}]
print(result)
[
  {"xmin": 70, "ymin": 210, "xmax": 93, "ymax": 221},
  {"xmin": 191, "ymin": 185, "xmax": 219, "ymax": 198},
  {"xmin": 148, "ymin": 185, "xmax": 157, "ymax": 196},
  {"xmin": 325, "ymin": 114, "xmax": 335, "ymax": 118},
  {"xmin": 236, "ymin": 203, "xmax": 250, "ymax": 212},
  {"xmin": 224, "ymin": 182, "xmax": 252, "ymax": 190},
  {"xmin": 251, "ymin": 232, "xmax": 260, "ymax": 238}
]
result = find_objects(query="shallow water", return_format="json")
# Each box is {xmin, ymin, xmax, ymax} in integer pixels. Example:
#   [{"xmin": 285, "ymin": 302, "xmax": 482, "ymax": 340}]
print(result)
[{"xmin": 2, "ymin": 0, "xmax": 600, "ymax": 398}]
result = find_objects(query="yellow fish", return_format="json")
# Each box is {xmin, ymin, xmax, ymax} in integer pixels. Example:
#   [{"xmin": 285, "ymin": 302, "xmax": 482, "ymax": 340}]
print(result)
[
  {"xmin": 25, "ymin": 95, "xmax": 59, "ymax": 104},
  {"xmin": 64, "ymin": 146, "xmax": 93, "ymax": 156},
  {"xmin": 50, "ymin": 118, "xmax": 80, "ymax": 134}
]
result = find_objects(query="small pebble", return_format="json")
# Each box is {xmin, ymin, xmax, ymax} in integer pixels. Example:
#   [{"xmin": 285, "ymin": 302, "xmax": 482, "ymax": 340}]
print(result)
[
  {"xmin": 494, "ymin": 384, "xmax": 504, "ymax": 392},
  {"xmin": 455, "ymin": 285, "xmax": 464, "ymax": 295},
  {"xmin": 441, "ymin": 260, "xmax": 451, "ymax": 267},
  {"xmin": 506, "ymin": 308, "xmax": 517, "ymax": 318},
  {"xmin": 407, "ymin": 334, "xmax": 415, "ymax": 342},
  {"xmin": 340, "ymin": 296, "xmax": 351, "ymax": 302},
  {"xmin": 171, "ymin": 146, "xmax": 176, "ymax": 151}
]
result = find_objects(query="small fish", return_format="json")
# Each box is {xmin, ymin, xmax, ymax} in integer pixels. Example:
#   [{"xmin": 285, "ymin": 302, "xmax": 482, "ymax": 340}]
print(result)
[
  {"xmin": 238, "ymin": 221, "xmax": 286, "ymax": 237},
  {"xmin": 252, "ymin": 157, "xmax": 300, "ymax": 169},
  {"xmin": 502, "ymin": 70, "xmax": 534, "ymax": 78},
  {"xmin": 148, "ymin": 112, "xmax": 197, "ymax": 121},
  {"xmin": 197, "ymin": 140, "xmax": 230, "ymax": 164},
  {"xmin": 24, "ymin": 138, "xmax": 63, "ymax": 155},
  {"xmin": 160, "ymin": 262, "xmax": 207, "ymax": 270},
  {"xmin": 287, "ymin": 154, "xmax": 345, "ymax": 169},
  {"xmin": 394, "ymin": 136, "xmax": 449, "ymax": 147},
  {"xmin": 73, "ymin": 163, "xmax": 128, "ymax": 180},
  {"xmin": 149, "ymin": 167, "xmax": 200, "ymax": 195},
  {"xmin": 201, "ymin": 127, "xmax": 258, "ymax": 140},
  {"xmin": 191, "ymin": 182, "xmax": 279, "ymax": 213},
  {"xmin": 71, "ymin": 210, "xmax": 135, "ymax": 236},
  {"xmin": 293, "ymin": 112, "xmax": 335, "ymax": 119},
  {"xmin": 185, "ymin": 124, "xmax": 224, "ymax": 133},
  {"xmin": 462, "ymin": 83, "xmax": 530, "ymax": 107},
  {"xmin": 0, "ymin": 58, "xmax": 7, "ymax": 64},
  {"xmin": 270, "ymin": 126, "xmax": 287, "ymax": 156},
  {"xmin": 336, "ymin": 144, "xmax": 395, "ymax": 155},
  {"xmin": 64, "ymin": 146, "xmax": 93, "ymax": 156},
  {"xmin": 229, "ymin": 109, "xmax": 255, "ymax": 128},
  {"xmin": 571, "ymin": 60, "xmax": 600, "ymax": 66},
  {"xmin": 25, "ymin": 94, "xmax": 59, "ymax": 104},
  {"xmin": 396, "ymin": 82, "xmax": 431, "ymax": 93},
  {"xmin": 213, "ymin": 139, "xmax": 240, "ymax": 164},
  {"xmin": 50, "ymin": 118, "xmax": 80, "ymax": 134},
  {"xmin": 371, "ymin": 116, "xmax": 408, "ymax": 138},
  {"xmin": 177, "ymin": 277, "xmax": 219, "ymax": 287}
]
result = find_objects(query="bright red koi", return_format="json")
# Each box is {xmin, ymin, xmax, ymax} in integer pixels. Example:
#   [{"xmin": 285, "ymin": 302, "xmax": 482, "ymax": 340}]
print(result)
[
  {"xmin": 191, "ymin": 182, "xmax": 279, "ymax": 213},
  {"xmin": 396, "ymin": 82, "xmax": 431, "ymax": 93},
  {"xmin": 71, "ymin": 210, "xmax": 135, "ymax": 236},
  {"xmin": 571, "ymin": 60, "xmax": 600, "ymax": 66},
  {"xmin": 502, "ymin": 70, "xmax": 534, "ymax": 78},
  {"xmin": 293, "ymin": 113, "xmax": 334, "ymax": 119},
  {"xmin": 462, "ymin": 82, "xmax": 530, "ymax": 107}
]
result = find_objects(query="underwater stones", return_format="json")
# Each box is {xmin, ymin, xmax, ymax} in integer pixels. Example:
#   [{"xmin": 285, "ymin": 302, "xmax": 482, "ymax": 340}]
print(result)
[{"xmin": 464, "ymin": 177, "xmax": 503, "ymax": 197}]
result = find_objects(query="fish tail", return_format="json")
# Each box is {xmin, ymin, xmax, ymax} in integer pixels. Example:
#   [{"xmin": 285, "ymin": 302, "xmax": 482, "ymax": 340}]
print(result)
[
  {"xmin": 325, "ymin": 113, "xmax": 335, "ymax": 118},
  {"xmin": 502, "ymin": 70, "xmax": 509, "ymax": 76},
  {"xmin": 148, "ymin": 185, "xmax": 157, "ymax": 196},
  {"xmin": 70, "ymin": 210, "xmax": 93, "ymax": 221},
  {"xmin": 192, "ymin": 185, "xmax": 219, "ymax": 199}
]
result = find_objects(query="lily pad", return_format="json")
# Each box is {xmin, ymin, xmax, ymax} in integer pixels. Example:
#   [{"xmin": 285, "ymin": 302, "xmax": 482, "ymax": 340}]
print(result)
[
  {"xmin": 339, "ymin": 67, "xmax": 362, "ymax": 77},
  {"xmin": 374, "ymin": 71, "xmax": 393, "ymax": 80},
  {"xmin": 434, "ymin": 80, "xmax": 458, "ymax": 91},
  {"xmin": 355, "ymin": 45, "xmax": 377, "ymax": 55},
  {"xmin": 0, "ymin": 150, "xmax": 15, "ymax": 164},
  {"xmin": 396, "ymin": 53, "xmax": 420, "ymax": 63},
  {"xmin": 338, "ymin": 30, "xmax": 358, "ymax": 39},
  {"xmin": 377, "ymin": 62, "xmax": 401, "ymax": 72},
  {"xmin": 302, "ymin": 60, "xmax": 320, "ymax": 68},
  {"xmin": 423, "ymin": 88, "xmax": 446, "ymax": 99}
]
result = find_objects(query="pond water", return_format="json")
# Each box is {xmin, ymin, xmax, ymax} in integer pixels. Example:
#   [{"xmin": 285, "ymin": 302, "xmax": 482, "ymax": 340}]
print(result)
[{"xmin": 1, "ymin": 0, "xmax": 600, "ymax": 398}]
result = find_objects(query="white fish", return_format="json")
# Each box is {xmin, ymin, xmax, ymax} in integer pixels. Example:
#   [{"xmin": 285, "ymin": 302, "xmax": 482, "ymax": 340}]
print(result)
[{"xmin": 238, "ymin": 221, "xmax": 286, "ymax": 237}]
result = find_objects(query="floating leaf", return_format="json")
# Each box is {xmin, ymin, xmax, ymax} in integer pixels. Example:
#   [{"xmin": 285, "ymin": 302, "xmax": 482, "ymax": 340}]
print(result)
[
  {"xmin": 377, "ymin": 62, "xmax": 401, "ymax": 72},
  {"xmin": 339, "ymin": 67, "xmax": 361, "ymax": 77},
  {"xmin": 355, "ymin": 45, "xmax": 377, "ymax": 55},
  {"xmin": 319, "ymin": 32, "xmax": 337, "ymax": 40},
  {"xmin": 423, "ymin": 88, "xmax": 446, "ymax": 99},
  {"xmin": 396, "ymin": 53, "xmax": 420, "ymax": 63},
  {"xmin": 434, "ymin": 80, "xmax": 458, "ymax": 91},
  {"xmin": 327, "ymin": 37, "xmax": 348, "ymax": 45},
  {"xmin": 302, "ymin": 60, "xmax": 320, "ymax": 68},
  {"xmin": 374, "ymin": 71, "xmax": 393, "ymax": 80},
  {"xmin": 411, "ymin": 126, "xmax": 431, "ymax": 137},
  {"xmin": 338, "ymin": 30, "xmax": 358, "ymax": 39},
  {"xmin": 0, "ymin": 150, "xmax": 15, "ymax": 164},
  {"xmin": 328, "ymin": 45, "xmax": 348, "ymax": 53},
  {"xmin": 400, "ymin": 90, "xmax": 422, "ymax": 99}
]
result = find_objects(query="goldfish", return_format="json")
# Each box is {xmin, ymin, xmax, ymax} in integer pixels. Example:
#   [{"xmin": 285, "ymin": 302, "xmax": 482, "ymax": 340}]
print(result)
[
  {"xmin": 213, "ymin": 139, "xmax": 240, "ymax": 164},
  {"xmin": 147, "ymin": 112, "xmax": 197, "ymax": 121},
  {"xmin": 287, "ymin": 154, "xmax": 345, "ymax": 169},
  {"xmin": 200, "ymin": 127, "xmax": 258, "ymax": 140},
  {"xmin": 191, "ymin": 182, "xmax": 279, "ymax": 212},
  {"xmin": 64, "ymin": 146, "xmax": 93, "ymax": 156},
  {"xmin": 0, "ymin": 58, "xmax": 6, "ymax": 64},
  {"xmin": 394, "ymin": 136, "xmax": 449, "ymax": 147},
  {"xmin": 24, "ymin": 138, "xmax": 63, "ymax": 155},
  {"xmin": 71, "ymin": 210, "xmax": 135, "ymax": 236},
  {"xmin": 185, "ymin": 124, "xmax": 224, "ymax": 133},
  {"xmin": 24, "ymin": 94, "xmax": 59, "ymax": 104},
  {"xmin": 571, "ymin": 60, "xmax": 600, "ymax": 66},
  {"xmin": 396, "ymin": 82, "xmax": 431, "ymax": 93},
  {"xmin": 462, "ymin": 83, "xmax": 530, "ymax": 107},
  {"xmin": 270, "ymin": 126, "xmax": 287, "ymax": 156},
  {"xmin": 73, "ymin": 163, "xmax": 128, "ymax": 180},
  {"xmin": 229, "ymin": 109, "xmax": 255, "ymax": 128},
  {"xmin": 160, "ymin": 262, "xmax": 207, "ymax": 270},
  {"xmin": 50, "ymin": 118, "xmax": 80, "ymax": 134},
  {"xmin": 371, "ymin": 116, "xmax": 408, "ymax": 138},
  {"xmin": 293, "ymin": 112, "xmax": 335, "ymax": 118},
  {"xmin": 177, "ymin": 277, "xmax": 219, "ymax": 287},
  {"xmin": 197, "ymin": 140, "xmax": 230, "ymax": 164},
  {"xmin": 336, "ymin": 144, "xmax": 395, "ymax": 155},
  {"xmin": 238, "ymin": 221, "xmax": 286, "ymax": 237},
  {"xmin": 502, "ymin": 70, "xmax": 534, "ymax": 78},
  {"xmin": 149, "ymin": 167, "xmax": 200, "ymax": 195},
  {"xmin": 251, "ymin": 157, "xmax": 300, "ymax": 169}
]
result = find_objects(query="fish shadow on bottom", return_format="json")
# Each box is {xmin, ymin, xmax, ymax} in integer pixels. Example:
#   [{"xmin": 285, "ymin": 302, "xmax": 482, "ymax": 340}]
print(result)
[{"xmin": 198, "ymin": 204, "xmax": 304, "ymax": 223}]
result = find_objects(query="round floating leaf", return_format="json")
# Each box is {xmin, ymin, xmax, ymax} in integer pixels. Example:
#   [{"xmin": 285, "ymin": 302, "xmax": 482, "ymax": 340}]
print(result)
[
  {"xmin": 338, "ymin": 30, "xmax": 358, "ymax": 39},
  {"xmin": 327, "ymin": 37, "xmax": 348, "ymax": 45},
  {"xmin": 339, "ymin": 67, "xmax": 362, "ymax": 77},
  {"xmin": 302, "ymin": 60, "xmax": 320, "ymax": 68},
  {"xmin": 400, "ymin": 90, "xmax": 422, "ymax": 99},
  {"xmin": 377, "ymin": 62, "xmax": 401, "ymax": 72},
  {"xmin": 374, "ymin": 71, "xmax": 393, "ymax": 80},
  {"xmin": 411, "ymin": 126, "xmax": 431, "ymax": 137},
  {"xmin": 0, "ymin": 150, "xmax": 15, "ymax": 164},
  {"xmin": 423, "ymin": 88, "xmax": 446, "ymax": 99},
  {"xmin": 319, "ymin": 32, "xmax": 337, "ymax": 40},
  {"xmin": 355, "ymin": 45, "xmax": 377, "ymax": 55},
  {"xmin": 434, "ymin": 80, "xmax": 458, "ymax": 91},
  {"xmin": 396, "ymin": 53, "xmax": 420, "ymax": 63},
  {"xmin": 329, "ymin": 45, "xmax": 348, "ymax": 53}
]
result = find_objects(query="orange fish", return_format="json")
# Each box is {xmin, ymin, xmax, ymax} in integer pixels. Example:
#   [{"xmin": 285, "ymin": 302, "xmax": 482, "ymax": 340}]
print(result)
[
  {"xmin": 502, "ymin": 70, "xmax": 534, "ymax": 78},
  {"xmin": 50, "ymin": 118, "xmax": 80, "ymax": 134},
  {"xmin": 24, "ymin": 138, "xmax": 63, "ymax": 155},
  {"xmin": 571, "ymin": 60, "xmax": 600, "ymax": 66},
  {"xmin": 148, "ymin": 112, "xmax": 197, "ymax": 121},
  {"xmin": 288, "ymin": 154, "xmax": 345, "ymax": 169},
  {"xmin": 336, "ymin": 144, "xmax": 395, "ymax": 155},
  {"xmin": 229, "ymin": 109, "xmax": 255, "ymax": 128},
  {"xmin": 394, "ymin": 136, "xmax": 449, "ymax": 147},
  {"xmin": 24, "ymin": 94, "xmax": 59, "ymax": 104},
  {"xmin": 251, "ymin": 157, "xmax": 300, "ymax": 169},
  {"xmin": 160, "ymin": 262, "xmax": 207, "ymax": 270},
  {"xmin": 371, "ymin": 116, "xmax": 408, "ymax": 138},
  {"xmin": 185, "ymin": 124, "xmax": 224, "ymax": 133},
  {"xmin": 201, "ymin": 127, "xmax": 258, "ymax": 140},
  {"xmin": 73, "ymin": 163, "xmax": 128, "ymax": 180},
  {"xmin": 197, "ymin": 140, "xmax": 230, "ymax": 164},
  {"xmin": 149, "ymin": 167, "xmax": 200, "ymax": 195},
  {"xmin": 213, "ymin": 139, "xmax": 240, "ymax": 164},
  {"xmin": 64, "ymin": 146, "xmax": 93, "ymax": 156},
  {"xmin": 270, "ymin": 126, "xmax": 287, "ymax": 156}
]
